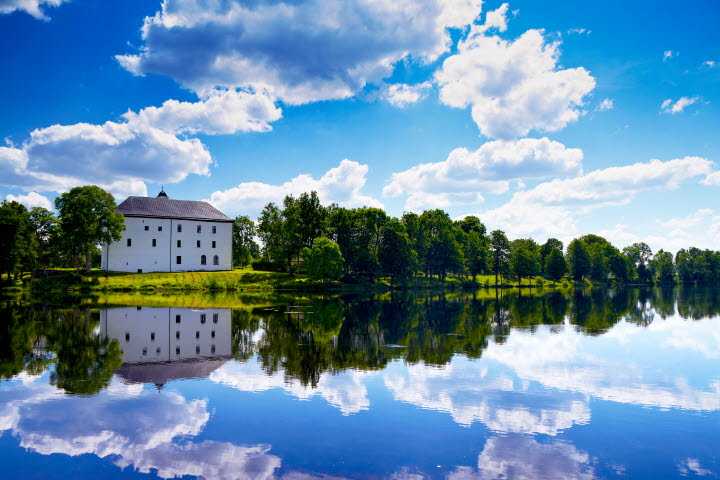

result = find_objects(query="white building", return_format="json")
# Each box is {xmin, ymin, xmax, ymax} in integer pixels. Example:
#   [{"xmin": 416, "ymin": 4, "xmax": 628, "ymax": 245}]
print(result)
[{"xmin": 101, "ymin": 190, "xmax": 233, "ymax": 272}]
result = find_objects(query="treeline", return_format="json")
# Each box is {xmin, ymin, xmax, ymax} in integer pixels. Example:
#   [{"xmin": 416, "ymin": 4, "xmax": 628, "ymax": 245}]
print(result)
[
  {"xmin": 0, "ymin": 186, "xmax": 124, "ymax": 280},
  {"xmin": 233, "ymin": 190, "xmax": 720, "ymax": 287}
]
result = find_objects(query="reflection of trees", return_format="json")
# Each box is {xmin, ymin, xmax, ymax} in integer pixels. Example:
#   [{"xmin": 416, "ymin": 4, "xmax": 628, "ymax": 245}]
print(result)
[{"xmin": 0, "ymin": 304, "xmax": 122, "ymax": 395}]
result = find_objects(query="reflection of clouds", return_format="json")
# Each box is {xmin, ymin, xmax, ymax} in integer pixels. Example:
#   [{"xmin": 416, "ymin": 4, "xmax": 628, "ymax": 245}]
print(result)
[
  {"xmin": 484, "ymin": 320, "xmax": 720, "ymax": 411},
  {"xmin": 0, "ymin": 373, "xmax": 281, "ymax": 480},
  {"xmin": 677, "ymin": 457, "xmax": 715, "ymax": 477},
  {"xmin": 211, "ymin": 359, "xmax": 372, "ymax": 415},
  {"xmin": 384, "ymin": 360, "xmax": 590, "ymax": 434},
  {"xmin": 448, "ymin": 435, "xmax": 598, "ymax": 480}
]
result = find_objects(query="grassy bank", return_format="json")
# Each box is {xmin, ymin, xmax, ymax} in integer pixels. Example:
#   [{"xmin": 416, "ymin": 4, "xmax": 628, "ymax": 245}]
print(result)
[{"xmin": 3, "ymin": 267, "xmax": 581, "ymax": 294}]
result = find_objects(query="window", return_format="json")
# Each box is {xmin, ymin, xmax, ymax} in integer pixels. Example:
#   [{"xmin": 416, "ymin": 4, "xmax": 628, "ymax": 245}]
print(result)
[
  {"xmin": 176, "ymin": 315, "xmax": 181, "ymax": 323},
  {"xmin": 197, "ymin": 240, "xmax": 201, "ymax": 248},
  {"xmin": 137, "ymin": 268, "xmax": 143, "ymax": 273},
  {"xmin": 211, "ymin": 345, "xmax": 216, "ymax": 354},
  {"xmin": 195, "ymin": 331, "xmax": 200, "ymax": 339},
  {"xmin": 200, "ymin": 314, "xmax": 206, "ymax": 324},
  {"xmin": 213, "ymin": 255, "xmax": 219, "ymax": 266},
  {"xmin": 213, "ymin": 313, "xmax": 218, "ymax": 324},
  {"xmin": 143, "ymin": 347, "xmax": 147, "ymax": 355},
  {"xmin": 196, "ymin": 345, "xmax": 201, "ymax": 354},
  {"xmin": 137, "ymin": 306, "xmax": 142, "ymax": 310},
  {"xmin": 176, "ymin": 256, "xmax": 182, "ymax": 264},
  {"xmin": 212, "ymin": 226, "xmax": 217, "ymax": 234},
  {"xmin": 212, "ymin": 241, "xmax": 216, "ymax": 248},
  {"xmin": 156, "ymin": 347, "xmax": 161, "ymax": 354},
  {"xmin": 144, "ymin": 225, "xmax": 149, "ymax": 231},
  {"xmin": 176, "ymin": 347, "xmax": 180, "ymax": 355},
  {"xmin": 150, "ymin": 332, "xmax": 155, "ymax": 342},
  {"xmin": 176, "ymin": 331, "xmax": 180, "ymax": 339},
  {"xmin": 197, "ymin": 225, "xmax": 202, "ymax": 233},
  {"xmin": 177, "ymin": 240, "xmax": 182, "ymax": 248},
  {"xmin": 211, "ymin": 330, "xmax": 215, "ymax": 338},
  {"xmin": 125, "ymin": 333, "xmax": 130, "ymax": 342},
  {"xmin": 152, "ymin": 239, "xmax": 157, "ymax": 247},
  {"xmin": 200, "ymin": 255, "xmax": 206, "ymax": 265},
  {"xmin": 127, "ymin": 238, "xmax": 132, "ymax": 247},
  {"xmin": 177, "ymin": 224, "xmax": 182, "ymax": 232},
  {"xmin": 158, "ymin": 226, "xmax": 163, "ymax": 231}
]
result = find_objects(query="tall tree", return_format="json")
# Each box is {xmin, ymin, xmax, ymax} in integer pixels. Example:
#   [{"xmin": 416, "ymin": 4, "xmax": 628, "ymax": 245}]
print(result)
[
  {"xmin": 566, "ymin": 239, "xmax": 592, "ymax": 281},
  {"xmin": 540, "ymin": 238, "xmax": 563, "ymax": 273},
  {"xmin": 0, "ymin": 201, "xmax": 35, "ymax": 280},
  {"xmin": 544, "ymin": 248, "xmax": 566, "ymax": 281},
  {"xmin": 29, "ymin": 207, "xmax": 59, "ymax": 271},
  {"xmin": 55, "ymin": 186, "xmax": 124, "ymax": 273},
  {"xmin": 489, "ymin": 230, "xmax": 511, "ymax": 286},
  {"xmin": 420, "ymin": 210, "xmax": 464, "ymax": 283},
  {"xmin": 510, "ymin": 238, "xmax": 540, "ymax": 286},
  {"xmin": 378, "ymin": 219, "xmax": 417, "ymax": 287},
  {"xmin": 257, "ymin": 203, "xmax": 285, "ymax": 269},
  {"xmin": 302, "ymin": 237, "xmax": 344, "ymax": 285},
  {"xmin": 623, "ymin": 242, "xmax": 653, "ymax": 283},
  {"xmin": 281, "ymin": 192, "xmax": 328, "ymax": 273},
  {"xmin": 650, "ymin": 249, "xmax": 675, "ymax": 284},
  {"xmin": 232, "ymin": 215, "xmax": 256, "ymax": 268}
]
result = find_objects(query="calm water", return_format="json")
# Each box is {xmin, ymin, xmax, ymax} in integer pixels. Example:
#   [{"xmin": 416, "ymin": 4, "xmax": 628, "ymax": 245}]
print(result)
[{"xmin": 1, "ymin": 288, "xmax": 719, "ymax": 479}]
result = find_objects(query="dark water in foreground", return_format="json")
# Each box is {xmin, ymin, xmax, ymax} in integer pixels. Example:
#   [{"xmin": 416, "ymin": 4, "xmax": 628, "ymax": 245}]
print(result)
[{"xmin": 1, "ymin": 288, "xmax": 719, "ymax": 479}]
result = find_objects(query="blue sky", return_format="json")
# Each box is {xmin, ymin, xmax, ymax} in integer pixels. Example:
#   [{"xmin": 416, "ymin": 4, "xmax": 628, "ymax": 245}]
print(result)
[{"xmin": 1, "ymin": 0, "xmax": 719, "ymax": 252}]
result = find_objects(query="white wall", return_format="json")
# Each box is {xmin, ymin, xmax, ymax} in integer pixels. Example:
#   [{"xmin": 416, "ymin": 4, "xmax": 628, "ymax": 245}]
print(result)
[
  {"xmin": 100, "ymin": 306, "xmax": 232, "ymax": 363},
  {"xmin": 102, "ymin": 217, "xmax": 232, "ymax": 272}
]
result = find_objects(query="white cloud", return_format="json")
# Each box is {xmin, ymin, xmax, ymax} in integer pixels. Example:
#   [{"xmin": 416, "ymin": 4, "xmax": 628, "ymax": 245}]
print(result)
[
  {"xmin": 207, "ymin": 159, "xmax": 383, "ymax": 217},
  {"xmin": 481, "ymin": 3, "xmax": 509, "ymax": 33},
  {"xmin": 658, "ymin": 208, "xmax": 713, "ymax": 230},
  {"xmin": 595, "ymin": 98, "xmax": 614, "ymax": 111},
  {"xmin": 117, "ymin": 0, "xmax": 483, "ymax": 105},
  {"xmin": 661, "ymin": 96, "xmax": 700, "ymax": 114},
  {"xmin": 384, "ymin": 137, "xmax": 583, "ymax": 211},
  {"xmin": 702, "ymin": 170, "xmax": 720, "ymax": 186},
  {"xmin": 567, "ymin": 27, "xmax": 591, "ymax": 35},
  {"xmin": 123, "ymin": 89, "xmax": 282, "ymax": 135},
  {"xmin": 663, "ymin": 50, "xmax": 677, "ymax": 61},
  {"xmin": 703, "ymin": 60, "xmax": 717, "ymax": 68},
  {"xmin": 677, "ymin": 458, "xmax": 715, "ymax": 477},
  {"xmin": 5, "ymin": 191, "xmax": 52, "ymax": 209},
  {"xmin": 436, "ymin": 24, "xmax": 595, "ymax": 139},
  {"xmin": 0, "ymin": 0, "xmax": 69, "ymax": 20},
  {"xmin": 383, "ymin": 82, "xmax": 432, "ymax": 108},
  {"xmin": 474, "ymin": 156, "xmax": 713, "ymax": 239}
]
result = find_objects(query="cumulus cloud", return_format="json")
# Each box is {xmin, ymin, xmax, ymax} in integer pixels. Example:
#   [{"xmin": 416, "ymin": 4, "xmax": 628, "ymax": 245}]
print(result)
[
  {"xmin": 661, "ymin": 96, "xmax": 700, "ymax": 114},
  {"xmin": 383, "ymin": 137, "xmax": 583, "ymax": 211},
  {"xmin": 0, "ymin": 0, "xmax": 69, "ymax": 20},
  {"xmin": 117, "ymin": 0, "xmax": 483, "ymax": 105},
  {"xmin": 474, "ymin": 156, "xmax": 712, "ymax": 239},
  {"xmin": 436, "ymin": 21, "xmax": 595, "ymax": 139},
  {"xmin": 595, "ymin": 98, "xmax": 614, "ymax": 111},
  {"xmin": 123, "ymin": 89, "xmax": 281, "ymax": 135},
  {"xmin": 0, "ymin": 89, "xmax": 284, "ymax": 200},
  {"xmin": 5, "ymin": 191, "xmax": 52, "ymax": 209},
  {"xmin": 207, "ymin": 159, "xmax": 383, "ymax": 217},
  {"xmin": 382, "ymin": 82, "xmax": 432, "ymax": 108}
]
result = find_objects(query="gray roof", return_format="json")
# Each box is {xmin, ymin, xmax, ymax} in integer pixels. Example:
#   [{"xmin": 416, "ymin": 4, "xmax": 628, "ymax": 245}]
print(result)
[
  {"xmin": 116, "ymin": 196, "xmax": 232, "ymax": 222},
  {"xmin": 115, "ymin": 358, "xmax": 230, "ymax": 386}
]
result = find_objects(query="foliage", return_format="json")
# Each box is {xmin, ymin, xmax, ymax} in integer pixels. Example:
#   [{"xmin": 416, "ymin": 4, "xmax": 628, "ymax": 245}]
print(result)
[
  {"xmin": 544, "ymin": 248, "xmax": 566, "ymax": 281},
  {"xmin": 566, "ymin": 239, "xmax": 592, "ymax": 281},
  {"xmin": 489, "ymin": 230, "xmax": 511, "ymax": 285},
  {"xmin": 232, "ymin": 215, "xmax": 257, "ymax": 268},
  {"xmin": 378, "ymin": 219, "xmax": 417, "ymax": 286},
  {"xmin": 302, "ymin": 237, "xmax": 344, "ymax": 284},
  {"xmin": 510, "ymin": 238, "xmax": 540, "ymax": 285}
]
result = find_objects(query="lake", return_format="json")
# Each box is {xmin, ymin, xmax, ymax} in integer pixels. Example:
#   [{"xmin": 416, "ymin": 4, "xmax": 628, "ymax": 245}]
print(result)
[{"xmin": 1, "ymin": 287, "xmax": 719, "ymax": 479}]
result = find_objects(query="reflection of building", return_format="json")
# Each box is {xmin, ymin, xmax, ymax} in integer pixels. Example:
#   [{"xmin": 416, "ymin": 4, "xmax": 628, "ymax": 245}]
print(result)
[
  {"xmin": 100, "ymin": 190, "xmax": 233, "ymax": 273},
  {"xmin": 100, "ymin": 307, "xmax": 232, "ymax": 386}
]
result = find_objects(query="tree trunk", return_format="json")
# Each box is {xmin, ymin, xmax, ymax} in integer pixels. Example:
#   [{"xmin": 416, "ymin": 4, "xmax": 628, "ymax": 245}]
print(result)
[{"xmin": 85, "ymin": 249, "xmax": 91, "ymax": 273}]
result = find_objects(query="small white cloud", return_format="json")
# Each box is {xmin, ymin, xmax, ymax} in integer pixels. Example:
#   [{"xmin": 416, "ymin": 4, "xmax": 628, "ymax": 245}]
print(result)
[
  {"xmin": 595, "ymin": 98, "xmax": 614, "ymax": 112},
  {"xmin": 661, "ymin": 96, "xmax": 700, "ymax": 114},
  {"xmin": 567, "ymin": 28, "xmax": 591, "ymax": 35},
  {"xmin": 207, "ymin": 159, "xmax": 383, "ymax": 217},
  {"xmin": 663, "ymin": 50, "xmax": 677, "ymax": 61},
  {"xmin": 702, "ymin": 60, "xmax": 717, "ymax": 68},
  {"xmin": 384, "ymin": 137, "xmax": 583, "ymax": 211},
  {"xmin": 0, "ymin": 0, "xmax": 70, "ymax": 20},
  {"xmin": 5, "ymin": 191, "xmax": 52, "ymax": 209},
  {"xmin": 382, "ymin": 82, "xmax": 432, "ymax": 108},
  {"xmin": 481, "ymin": 3, "xmax": 509, "ymax": 33}
]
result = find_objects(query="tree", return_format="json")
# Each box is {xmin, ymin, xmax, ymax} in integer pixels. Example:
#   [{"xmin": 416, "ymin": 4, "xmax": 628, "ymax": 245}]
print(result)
[
  {"xmin": 420, "ymin": 210, "xmax": 464, "ymax": 283},
  {"xmin": 378, "ymin": 219, "xmax": 417, "ymax": 286},
  {"xmin": 29, "ymin": 207, "xmax": 59, "ymax": 271},
  {"xmin": 0, "ymin": 201, "xmax": 35, "ymax": 280},
  {"xmin": 540, "ymin": 238, "xmax": 563, "ymax": 273},
  {"xmin": 623, "ymin": 242, "xmax": 653, "ymax": 283},
  {"xmin": 544, "ymin": 248, "xmax": 566, "ymax": 281},
  {"xmin": 55, "ymin": 186, "xmax": 124, "ymax": 273},
  {"xmin": 650, "ymin": 249, "xmax": 675, "ymax": 284},
  {"xmin": 489, "ymin": 230, "xmax": 511, "ymax": 286},
  {"xmin": 257, "ymin": 203, "xmax": 285, "ymax": 268},
  {"xmin": 510, "ymin": 239, "xmax": 540, "ymax": 286},
  {"xmin": 281, "ymin": 192, "xmax": 328, "ymax": 273},
  {"xmin": 566, "ymin": 239, "xmax": 592, "ymax": 281},
  {"xmin": 302, "ymin": 237, "xmax": 344, "ymax": 285},
  {"xmin": 232, "ymin": 215, "xmax": 256, "ymax": 268}
]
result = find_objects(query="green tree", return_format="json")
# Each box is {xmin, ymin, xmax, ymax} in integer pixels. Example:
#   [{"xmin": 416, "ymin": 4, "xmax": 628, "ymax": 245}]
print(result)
[
  {"xmin": 232, "ymin": 215, "xmax": 256, "ymax": 268},
  {"xmin": 0, "ymin": 201, "xmax": 36, "ymax": 280},
  {"xmin": 510, "ymin": 239, "xmax": 540, "ymax": 286},
  {"xmin": 378, "ymin": 219, "xmax": 417, "ymax": 286},
  {"xmin": 302, "ymin": 237, "xmax": 344, "ymax": 285},
  {"xmin": 623, "ymin": 242, "xmax": 653, "ymax": 283},
  {"xmin": 489, "ymin": 230, "xmax": 511, "ymax": 286},
  {"xmin": 28, "ymin": 207, "xmax": 58, "ymax": 271},
  {"xmin": 420, "ymin": 210, "xmax": 464, "ymax": 283},
  {"xmin": 257, "ymin": 203, "xmax": 285, "ymax": 268},
  {"xmin": 566, "ymin": 239, "xmax": 592, "ymax": 281},
  {"xmin": 55, "ymin": 186, "xmax": 124, "ymax": 272},
  {"xmin": 281, "ymin": 192, "xmax": 328, "ymax": 273},
  {"xmin": 650, "ymin": 249, "xmax": 675, "ymax": 284},
  {"xmin": 540, "ymin": 238, "xmax": 563, "ymax": 273},
  {"xmin": 544, "ymin": 247, "xmax": 566, "ymax": 281}
]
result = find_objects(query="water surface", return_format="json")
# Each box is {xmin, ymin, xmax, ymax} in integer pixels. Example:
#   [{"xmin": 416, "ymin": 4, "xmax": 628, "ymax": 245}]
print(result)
[{"xmin": 1, "ymin": 288, "xmax": 719, "ymax": 479}]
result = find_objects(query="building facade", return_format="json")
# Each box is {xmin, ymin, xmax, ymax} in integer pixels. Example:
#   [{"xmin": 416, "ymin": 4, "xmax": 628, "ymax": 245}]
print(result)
[{"xmin": 101, "ymin": 190, "xmax": 233, "ymax": 272}]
